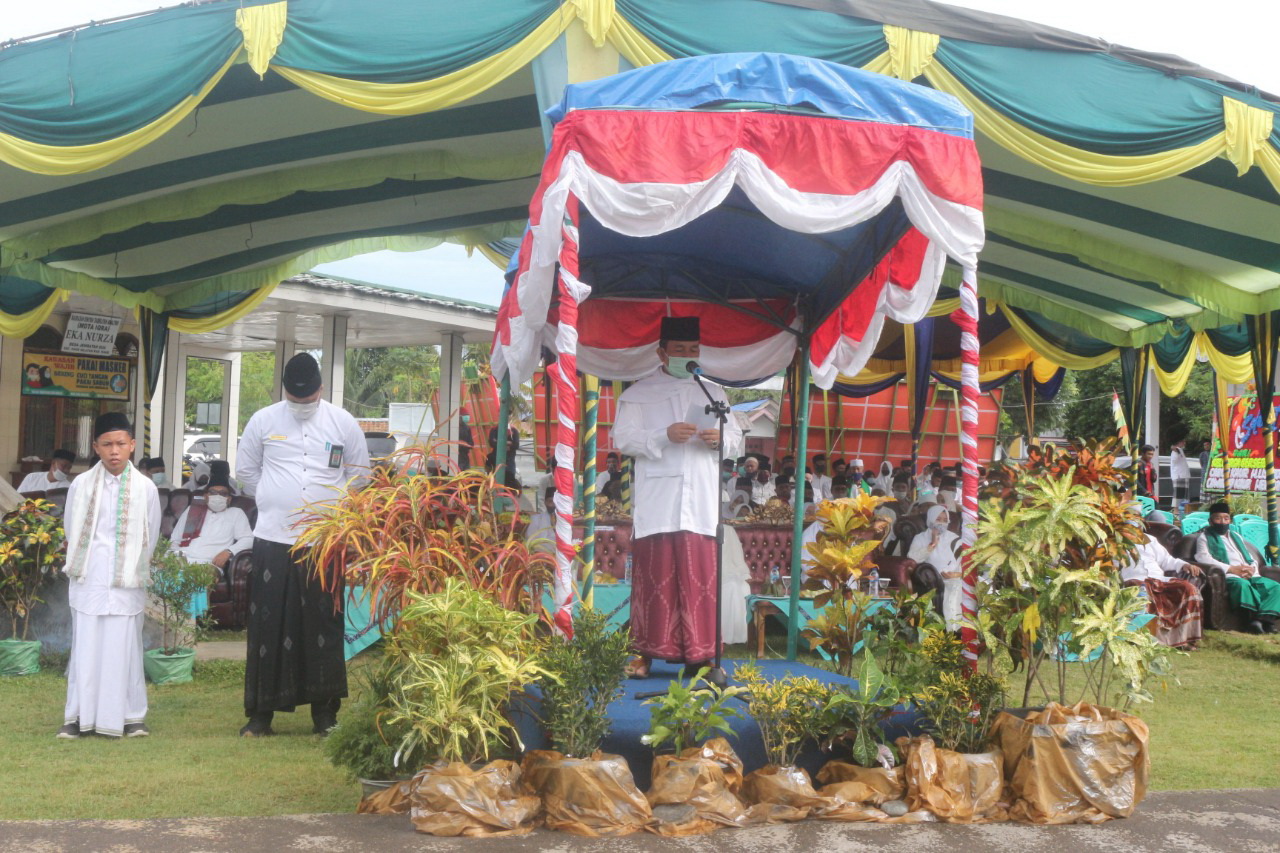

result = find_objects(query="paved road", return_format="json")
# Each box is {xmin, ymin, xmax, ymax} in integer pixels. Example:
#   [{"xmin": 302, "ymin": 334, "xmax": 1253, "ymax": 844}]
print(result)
[{"xmin": 2, "ymin": 789, "xmax": 1276, "ymax": 852}]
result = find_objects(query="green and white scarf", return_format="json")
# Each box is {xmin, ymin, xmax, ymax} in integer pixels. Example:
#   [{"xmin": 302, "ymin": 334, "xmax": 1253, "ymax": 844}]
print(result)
[
  {"xmin": 64, "ymin": 461, "xmax": 153, "ymax": 589},
  {"xmin": 1205, "ymin": 528, "xmax": 1253, "ymax": 568}
]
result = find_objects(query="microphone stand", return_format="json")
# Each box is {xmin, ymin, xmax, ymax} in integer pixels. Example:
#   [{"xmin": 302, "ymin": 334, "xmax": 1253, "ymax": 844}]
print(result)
[{"xmin": 691, "ymin": 367, "xmax": 731, "ymax": 689}]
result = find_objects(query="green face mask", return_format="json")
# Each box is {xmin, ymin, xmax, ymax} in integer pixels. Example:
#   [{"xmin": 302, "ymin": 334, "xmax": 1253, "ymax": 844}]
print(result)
[{"xmin": 666, "ymin": 358, "xmax": 694, "ymax": 379}]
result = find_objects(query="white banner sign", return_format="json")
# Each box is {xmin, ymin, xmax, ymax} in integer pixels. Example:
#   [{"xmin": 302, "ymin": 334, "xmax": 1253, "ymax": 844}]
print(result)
[{"xmin": 62, "ymin": 313, "xmax": 122, "ymax": 356}]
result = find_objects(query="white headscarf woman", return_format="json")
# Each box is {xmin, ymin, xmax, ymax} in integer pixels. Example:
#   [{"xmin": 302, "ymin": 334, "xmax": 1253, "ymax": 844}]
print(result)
[
  {"xmin": 907, "ymin": 504, "xmax": 962, "ymax": 629},
  {"xmin": 874, "ymin": 505, "xmax": 899, "ymax": 556},
  {"xmin": 874, "ymin": 461, "xmax": 895, "ymax": 494}
]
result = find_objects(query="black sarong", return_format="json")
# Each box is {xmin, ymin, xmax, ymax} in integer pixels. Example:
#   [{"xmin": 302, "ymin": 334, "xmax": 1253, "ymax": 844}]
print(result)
[{"xmin": 243, "ymin": 538, "xmax": 347, "ymax": 715}]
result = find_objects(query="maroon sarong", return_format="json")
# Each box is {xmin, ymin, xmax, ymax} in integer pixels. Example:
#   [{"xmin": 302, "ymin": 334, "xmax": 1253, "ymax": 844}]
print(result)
[
  {"xmin": 1143, "ymin": 577, "xmax": 1202, "ymax": 648},
  {"xmin": 630, "ymin": 531, "xmax": 717, "ymax": 662}
]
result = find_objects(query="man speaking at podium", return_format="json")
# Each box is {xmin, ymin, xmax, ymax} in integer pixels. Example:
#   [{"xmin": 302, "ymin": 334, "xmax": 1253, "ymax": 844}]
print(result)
[{"xmin": 613, "ymin": 316, "xmax": 743, "ymax": 678}]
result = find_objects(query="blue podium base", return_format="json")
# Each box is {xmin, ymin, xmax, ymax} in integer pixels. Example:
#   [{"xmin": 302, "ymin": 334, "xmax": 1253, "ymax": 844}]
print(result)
[{"xmin": 511, "ymin": 657, "xmax": 922, "ymax": 789}]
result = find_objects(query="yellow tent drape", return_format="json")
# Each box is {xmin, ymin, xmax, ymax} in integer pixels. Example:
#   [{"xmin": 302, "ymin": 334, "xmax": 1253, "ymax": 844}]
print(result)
[
  {"xmin": 996, "ymin": 302, "xmax": 1120, "ymax": 369},
  {"xmin": 236, "ymin": 1, "xmax": 288, "ymax": 79},
  {"xmin": 924, "ymin": 59, "xmax": 1241, "ymax": 189},
  {"xmin": 167, "ymin": 281, "xmax": 280, "ymax": 335},
  {"xmin": 270, "ymin": 12, "xmax": 572, "ymax": 115},
  {"xmin": 0, "ymin": 289, "xmax": 63, "ymax": 338}
]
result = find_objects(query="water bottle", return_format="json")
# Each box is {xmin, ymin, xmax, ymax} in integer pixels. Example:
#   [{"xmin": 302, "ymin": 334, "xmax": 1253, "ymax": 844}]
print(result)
[
  {"xmin": 868, "ymin": 566, "xmax": 880, "ymax": 597},
  {"xmin": 769, "ymin": 565, "xmax": 781, "ymax": 596},
  {"xmin": 624, "ymin": 552, "xmax": 633, "ymax": 584}
]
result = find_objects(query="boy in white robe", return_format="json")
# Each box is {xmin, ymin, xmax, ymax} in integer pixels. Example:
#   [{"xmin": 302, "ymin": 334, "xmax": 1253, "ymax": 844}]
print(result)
[{"xmin": 58, "ymin": 412, "xmax": 162, "ymax": 739}]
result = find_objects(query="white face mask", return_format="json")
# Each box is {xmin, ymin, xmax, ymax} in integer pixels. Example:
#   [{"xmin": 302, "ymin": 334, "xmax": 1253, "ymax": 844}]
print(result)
[
  {"xmin": 51, "ymin": 469, "xmax": 69, "ymax": 482},
  {"xmin": 206, "ymin": 495, "xmax": 229, "ymax": 513},
  {"xmin": 288, "ymin": 399, "xmax": 320, "ymax": 421},
  {"xmin": 151, "ymin": 472, "xmax": 166, "ymax": 484},
  {"xmin": 893, "ymin": 488, "xmax": 908, "ymax": 500}
]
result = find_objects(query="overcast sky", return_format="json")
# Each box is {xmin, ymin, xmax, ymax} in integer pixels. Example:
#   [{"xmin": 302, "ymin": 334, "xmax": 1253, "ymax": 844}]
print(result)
[{"xmin": 6, "ymin": 1, "xmax": 1275, "ymax": 307}]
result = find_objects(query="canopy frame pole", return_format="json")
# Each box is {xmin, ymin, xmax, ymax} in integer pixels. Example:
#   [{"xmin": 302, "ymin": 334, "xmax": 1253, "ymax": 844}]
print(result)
[
  {"xmin": 1248, "ymin": 311, "xmax": 1280, "ymax": 559},
  {"xmin": 493, "ymin": 374, "xmax": 512, "ymax": 481},
  {"xmin": 786, "ymin": 343, "xmax": 813, "ymax": 661},
  {"xmin": 581, "ymin": 374, "xmax": 600, "ymax": 605},
  {"xmin": 951, "ymin": 268, "xmax": 981, "ymax": 674}
]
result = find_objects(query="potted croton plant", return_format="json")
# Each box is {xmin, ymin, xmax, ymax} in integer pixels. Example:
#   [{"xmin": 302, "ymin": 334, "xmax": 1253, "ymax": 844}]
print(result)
[
  {"xmin": 0, "ymin": 498, "xmax": 65, "ymax": 676},
  {"xmin": 902, "ymin": 629, "xmax": 1007, "ymax": 823},
  {"xmin": 145, "ymin": 541, "xmax": 217, "ymax": 685},
  {"xmin": 974, "ymin": 440, "xmax": 1159, "ymax": 823}
]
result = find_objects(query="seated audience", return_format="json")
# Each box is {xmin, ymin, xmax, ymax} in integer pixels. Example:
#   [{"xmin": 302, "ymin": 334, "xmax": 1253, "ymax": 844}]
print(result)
[
  {"xmin": 907, "ymin": 505, "xmax": 962, "ymax": 629},
  {"xmin": 18, "ymin": 449, "xmax": 75, "ymax": 493},
  {"xmin": 1194, "ymin": 502, "xmax": 1280, "ymax": 633},
  {"xmin": 169, "ymin": 469, "xmax": 253, "ymax": 577},
  {"xmin": 1119, "ymin": 527, "xmax": 1203, "ymax": 649}
]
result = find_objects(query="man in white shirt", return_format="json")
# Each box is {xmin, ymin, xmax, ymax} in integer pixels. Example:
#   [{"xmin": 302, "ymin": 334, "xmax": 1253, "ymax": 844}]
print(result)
[
  {"xmin": 525, "ymin": 487, "xmax": 556, "ymax": 555},
  {"xmin": 1194, "ymin": 502, "xmax": 1280, "ymax": 633},
  {"xmin": 809, "ymin": 454, "xmax": 831, "ymax": 503},
  {"xmin": 1168, "ymin": 438, "xmax": 1191, "ymax": 519},
  {"xmin": 235, "ymin": 353, "xmax": 370, "ymax": 737},
  {"xmin": 613, "ymin": 317, "xmax": 743, "ymax": 677},
  {"xmin": 1120, "ymin": 531, "xmax": 1203, "ymax": 648},
  {"xmin": 595, "ymin": 452, "xmax": 621, "ymax": 494},
  {"xmin": 58, "ymin": 413, "xmax": 161, "ymax": 739},
  {"xmin": 169, "ymin": 469, "xmax": 254, "ymax": 577},
  {"xmin": 18, "ymin": 449, "xmax": 75, "ymax": 493}
]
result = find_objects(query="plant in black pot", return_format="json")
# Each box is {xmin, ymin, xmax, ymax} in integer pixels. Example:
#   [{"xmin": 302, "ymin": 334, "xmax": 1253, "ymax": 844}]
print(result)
[
  {"xmin": 0, "ymin": 498, "xmax": 66, "ymax": 676},
  {"xmin": 145, "ymin": 541, "xmax": 216, "ymax": 685}
]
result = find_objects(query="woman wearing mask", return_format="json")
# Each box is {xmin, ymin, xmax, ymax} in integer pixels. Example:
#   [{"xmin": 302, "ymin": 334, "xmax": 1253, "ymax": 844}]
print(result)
[{"xmin": 907, "ymin": 505, "xmax": 962, "ymax": 630}]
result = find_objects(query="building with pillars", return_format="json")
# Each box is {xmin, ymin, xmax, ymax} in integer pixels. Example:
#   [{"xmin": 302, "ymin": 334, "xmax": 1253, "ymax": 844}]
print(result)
[{"xmin": 6, "ymin": 273, "xmax": 495, "ymax": 486}]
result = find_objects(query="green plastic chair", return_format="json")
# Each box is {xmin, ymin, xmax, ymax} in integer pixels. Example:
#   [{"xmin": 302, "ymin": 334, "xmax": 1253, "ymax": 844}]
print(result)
[
  {"xmin": 1232, "ymin": 513, "xmax": 1266, "ymax": 525},
  {"xmin": 1135, "ymin": 495, "xmax": 1156, "ymax": 516},
  {"xmin": 1181, "ymin": 515, "xmax": 1209, "ymax": 535},
  {"xmin": 1235, "ymin": 520, "xmax": 1271, "ymax": 553}
]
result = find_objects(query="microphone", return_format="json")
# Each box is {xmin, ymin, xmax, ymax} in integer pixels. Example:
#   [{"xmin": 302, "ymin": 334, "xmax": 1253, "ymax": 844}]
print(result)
[{"xmin": 685, "ymin": 359, "xmax": 704, "ymax": 376}]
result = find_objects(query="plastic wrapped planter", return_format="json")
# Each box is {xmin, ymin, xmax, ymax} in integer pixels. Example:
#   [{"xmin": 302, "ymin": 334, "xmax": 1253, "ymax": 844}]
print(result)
[
  {"xmin": 409, "ymin": 760, "xmax": 541, "ymax": 836},
  {"xmin": 900, "ymin": 736, "xmax": 1007, "ymax": 823},
  {"xmin": 647, "ymin": 737, "xmax": 749, "ymax": 835},
  {"xmin": 990, "ymin": 702, "xmax": 1150, "ymax": 824},
  {"xmin": 143, "ymin": 647, "xmax": 195, "ymax": 685},
  {"xmin": 357, "ymin": 779, "xmax": 413, "ymax": 815},
  {"xmin": 521, "ymin": 751, "xmax": 653, "ymax": 837},
  {"xmin": 815, "ymin": 761, "xmax": 905, "ymax": 806},
  {"xmin": 0, "ymin": 638, "xmax": 41, "ymax": 676}
]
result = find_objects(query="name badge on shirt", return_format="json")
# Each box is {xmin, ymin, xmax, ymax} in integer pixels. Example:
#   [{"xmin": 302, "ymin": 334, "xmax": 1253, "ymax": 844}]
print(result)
[{"xmin": 326, "ymin": 442, "xmax": 344, "ymax": 469}]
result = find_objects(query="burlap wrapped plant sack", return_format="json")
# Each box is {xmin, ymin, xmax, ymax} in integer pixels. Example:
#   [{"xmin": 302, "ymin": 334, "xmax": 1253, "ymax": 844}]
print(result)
[
  {"xmin": 739, "ymin": 765, "xmax": 828, "ymax": 823},
  {"xmin": 408, "ymin": 760, "xmax": 541, "ymax": 837},
  {"xmin": 647, "ymin": 738, "xmax": 749, "ymax": 835},
  {"xmin": 521, "ymin": 750, "xmax": 653, "ymax": 837},
  {"xmin": 900, "ymin": 736, "xmax": 1007, "ymax": 823},
  {"xmin": 989, "ymin": 702, "xmax": 1150, "ymax": 824},
  {"xmin": 356, "ymin": 780, "xmax": 412, "ymax": 815},
  {"xmin": 815, "ymin": 761, "xmax": 905, "ymax": 806}
]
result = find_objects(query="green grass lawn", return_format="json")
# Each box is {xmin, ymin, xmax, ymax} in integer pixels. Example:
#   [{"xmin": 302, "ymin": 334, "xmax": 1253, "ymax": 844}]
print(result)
[{"xmin": 1, "ymin": 635, "xmax": 1276, "ymax": 820}]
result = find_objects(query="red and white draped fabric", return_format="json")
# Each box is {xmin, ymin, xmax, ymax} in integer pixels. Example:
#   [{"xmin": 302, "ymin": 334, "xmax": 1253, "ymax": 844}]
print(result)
[
  {"xmin": 951, "ymin": 268, "xmax": 982, "ymax": 670},
  {"xmin": 493, "ymin": 108, "xmax": 985, "ymax": 631}
]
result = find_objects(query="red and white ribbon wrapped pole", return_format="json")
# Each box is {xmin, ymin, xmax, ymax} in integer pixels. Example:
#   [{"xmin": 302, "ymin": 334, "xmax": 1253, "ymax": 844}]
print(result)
[
  {"xmin": 949, "ymin": 266, "xmax": 981, "ymax": 672},
  {"xmin": 547, "ymin": 196, "xmax": 589, "ymax": 638}
]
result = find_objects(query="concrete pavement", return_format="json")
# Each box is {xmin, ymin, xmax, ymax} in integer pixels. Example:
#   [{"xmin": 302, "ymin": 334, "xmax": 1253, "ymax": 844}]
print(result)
[{"xmin": 2, "ymin": 789, "xmax": 1276, "ymax": 852}]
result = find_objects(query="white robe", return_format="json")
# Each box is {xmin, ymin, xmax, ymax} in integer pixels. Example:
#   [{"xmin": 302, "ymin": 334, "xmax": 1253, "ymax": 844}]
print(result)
[
  {"xmin": 17, "ymin": 471, "xmax": 68, "ymax": 493},
  {"xmin": 63, "ymin": 469, "xmax": 161, "ymax": 736},
  {"xmin": 908, "ymin": 527, "xmax": 962, "ymax": 630},
  {"xmin": 612, "ymin": 370, "xmax": 743, "ymax": 539}
]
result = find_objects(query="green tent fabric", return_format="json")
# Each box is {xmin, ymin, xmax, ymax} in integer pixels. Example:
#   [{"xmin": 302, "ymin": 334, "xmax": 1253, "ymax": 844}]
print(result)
[
  {"xmin": 0, "ymin": 3, "xmax": 244, "ymax": 146},
  {"xmin": 273, "ymin": 0, "xmax": 559, "ymax": 81}
]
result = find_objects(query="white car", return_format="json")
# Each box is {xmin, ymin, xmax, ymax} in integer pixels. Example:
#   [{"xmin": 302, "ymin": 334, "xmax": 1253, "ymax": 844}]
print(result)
[{"xmin": 183, "ymin": 434, "xmax": 222, "ymax": 460}]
